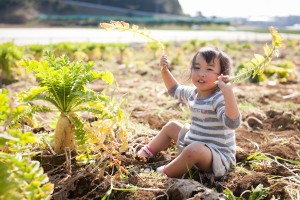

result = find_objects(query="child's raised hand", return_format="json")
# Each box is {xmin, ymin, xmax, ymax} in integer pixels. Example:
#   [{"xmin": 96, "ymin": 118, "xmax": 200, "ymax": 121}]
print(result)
[{"xmin": 160, "ymin": 55, "xmax": 169, "ymax": 71}]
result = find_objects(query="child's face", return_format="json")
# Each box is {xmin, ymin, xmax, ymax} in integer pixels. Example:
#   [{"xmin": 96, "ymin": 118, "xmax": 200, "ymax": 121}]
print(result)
[{"xmin": 191, "ymin": 54, "xmax": 221, "ymax": 97}]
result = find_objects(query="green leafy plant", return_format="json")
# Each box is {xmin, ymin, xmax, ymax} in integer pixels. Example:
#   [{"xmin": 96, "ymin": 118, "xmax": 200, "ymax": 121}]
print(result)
[
  {"xmin": 234, "ymin": 62, "xmax": 267, "ymax": 83},
  {"xmin": 99, "ymin": 43, "xmax": 109, "ymax": 59},
  {"xmin": 235, "ymin": 58, "xmax": 296, "ymax": 83},
  {"xmin": 114, "ymin": 43, "xmax": 129, "ymax": 64},
  {"xmin": 264, "ymin": 60, "xmax": 297, "ymax": 82},
  {"xmin": 248, "ymin": 184, "xmax": 270, "ymax": 200},
  {"xmin": 19, "ymin": 51, "xmax": 129, "ymax": 182},
  {"xmin": 28, "ymin": 44, "xmax": 47, "ymax": 60},
  {"xmin": 182, "ymin": 39, "xmax": 205, "ymax": 52},
  {"xmin": 223, "ymin": 188, "xmax": 238, "ymax": 200},
  {"xmin": 19, "ymin": 51, "xmax": 116, "ymax": 154},
  {"xmin": 0, "ymin": 153, "xmax": 54, "ymax": 200},
  {"xmin": 0, "ymin": 88, "xmax": 54, "ymax": 199},
  {"xmin": 147, "ymin": 42, "xmax": 161, "ymax": 59},
  {"xmin": 223, "ymin": 184, "xmax": 270, "ymax": 200},
  {"xmin": 229, "ymin": 27, "xmax": 283, "ymax": 83},
  {"xmin": 243, "ymin": 152, "xmax": 299, "ymax": 200},
  {"xmin": 0, "ymin": 42, "xmax": 24, "ymax": 84},
  {"xmin": 0, "ymin": 88, "xmax": 10, "ymax": 123},
  {"xmin": 51, "ymin": 42, "xmax": 77, "ymax": 58},
  {"xmin": 0, "ymin": 88, "xmax": 38, "ymax": 132}
]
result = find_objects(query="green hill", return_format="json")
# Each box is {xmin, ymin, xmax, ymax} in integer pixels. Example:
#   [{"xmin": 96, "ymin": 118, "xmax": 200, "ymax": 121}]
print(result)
[{"xmin": 0, "ymin": 0, "xmax": 183, "ymax": 25}]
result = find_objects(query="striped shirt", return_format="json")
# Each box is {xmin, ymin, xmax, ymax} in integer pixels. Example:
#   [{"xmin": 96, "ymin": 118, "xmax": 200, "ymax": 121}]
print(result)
[{"xmin": 169, "ymin": 84, "xmax": 241, "ymax": 170}]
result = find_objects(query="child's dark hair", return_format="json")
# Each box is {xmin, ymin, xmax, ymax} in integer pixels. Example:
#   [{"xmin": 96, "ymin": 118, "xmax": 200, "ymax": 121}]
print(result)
[{"xmin": 191, "ymin": 46, "xmax": 232, "ymax": 75}]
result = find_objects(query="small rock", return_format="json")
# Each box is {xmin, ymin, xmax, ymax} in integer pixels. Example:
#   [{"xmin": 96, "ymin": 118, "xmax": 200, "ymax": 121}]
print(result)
[{"xmin": 167, "ymin": 179, "xmax": 225, "ymax": 200}]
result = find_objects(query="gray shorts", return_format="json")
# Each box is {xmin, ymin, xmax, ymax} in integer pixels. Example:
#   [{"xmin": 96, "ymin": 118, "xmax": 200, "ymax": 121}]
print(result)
[{"xmin": 176, "ymin": 124, "xmax": 227, "ymax": 178}]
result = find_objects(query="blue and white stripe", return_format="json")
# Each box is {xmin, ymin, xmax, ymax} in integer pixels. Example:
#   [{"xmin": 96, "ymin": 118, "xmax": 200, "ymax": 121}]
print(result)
[{"xmin": 169, "ymin": 84, "xmax": 241, "ymax": 169}]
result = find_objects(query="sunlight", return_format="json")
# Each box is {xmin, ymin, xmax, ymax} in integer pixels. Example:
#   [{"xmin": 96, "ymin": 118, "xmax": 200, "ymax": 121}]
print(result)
[{"xmin": 178, "ymin": 0, "xmax": 298, "ymax": 18}]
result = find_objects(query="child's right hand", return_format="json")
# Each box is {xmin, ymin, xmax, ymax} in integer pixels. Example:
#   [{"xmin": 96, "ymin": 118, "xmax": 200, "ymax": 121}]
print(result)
[{"xmin": 160, "ymin": 55, "xmax": 169, "ymax": 71}]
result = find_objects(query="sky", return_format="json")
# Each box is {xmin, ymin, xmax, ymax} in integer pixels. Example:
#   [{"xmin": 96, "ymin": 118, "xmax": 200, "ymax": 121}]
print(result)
[{"xmin": 178, "ymin": 0, "xmax": 298, "ymax": 18}]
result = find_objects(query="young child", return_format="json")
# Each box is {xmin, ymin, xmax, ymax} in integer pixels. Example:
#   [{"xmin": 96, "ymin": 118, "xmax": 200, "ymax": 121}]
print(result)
[{"xmin": 138, "ymin": 46, "xmax": 241, "ymax": 178}]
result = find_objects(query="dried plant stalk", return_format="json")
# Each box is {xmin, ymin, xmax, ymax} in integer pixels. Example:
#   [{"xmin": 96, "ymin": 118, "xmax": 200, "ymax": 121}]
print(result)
[{"xmin": 100, "ymin": 20, "xmax": 165, "ymax": 54}]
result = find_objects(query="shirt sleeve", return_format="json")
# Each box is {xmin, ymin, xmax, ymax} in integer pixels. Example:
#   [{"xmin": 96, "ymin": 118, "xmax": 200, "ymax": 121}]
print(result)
[
  {"xmin": 214, "ymin": 92, "xmax": 242, "ymax": 129},
  {"xmin": 168, "ymin": 84, "xmax": 196, "ymax": 104}
]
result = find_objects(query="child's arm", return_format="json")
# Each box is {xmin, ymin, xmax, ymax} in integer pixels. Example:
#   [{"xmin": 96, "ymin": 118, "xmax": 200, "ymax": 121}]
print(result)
[
  {"xmin": 160, "ymin": 55, "xmax": 179, "ymax": 91},
  {"xmin": 217, "ymin": 74, "xmax": 240, "ymax": 120}
]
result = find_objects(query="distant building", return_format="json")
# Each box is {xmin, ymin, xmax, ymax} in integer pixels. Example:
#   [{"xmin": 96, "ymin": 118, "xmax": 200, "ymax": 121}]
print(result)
[{"xmin": 230, "ymin": 15, "xmax": 300, "ymax": 29}]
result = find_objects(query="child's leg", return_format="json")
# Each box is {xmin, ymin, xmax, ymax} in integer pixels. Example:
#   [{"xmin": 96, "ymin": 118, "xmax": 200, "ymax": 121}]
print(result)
[
  {"xmin": 138, "ymin": 121, "xmax": 183, "ymax": 157},
  {"xmin": 163, "ymin": 142, "xmax": 213, "ymax": 177},
  {"xmin": 176, "ymin": 123, "xmax": 190, "ymax": 154},
  {"xmin": 148, "ymin": 121, "xmax": 183, "ymax": 154}
]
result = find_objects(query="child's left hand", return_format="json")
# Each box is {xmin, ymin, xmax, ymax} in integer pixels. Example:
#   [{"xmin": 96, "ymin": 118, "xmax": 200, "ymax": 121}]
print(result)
[{"xmin": 217, "ymin": 74, "xmax": 233, "ymax": 91}]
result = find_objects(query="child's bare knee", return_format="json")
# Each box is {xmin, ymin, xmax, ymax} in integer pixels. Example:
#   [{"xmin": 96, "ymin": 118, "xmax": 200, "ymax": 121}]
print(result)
[
  {"xmin": 182, "ymin": 143, "xmax": 207, "ymax": 160},
  {"xmin": 164, "ymin": 121, "xmax": 182, "ymax": 129},
  {"xmin": 161, "ymin": 121, "xmax": 183, "ymax": 141}
]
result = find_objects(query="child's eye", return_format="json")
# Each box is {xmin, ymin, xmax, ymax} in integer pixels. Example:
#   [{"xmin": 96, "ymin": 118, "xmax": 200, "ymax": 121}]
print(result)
[{"xmin": 193, "ymin": 66, "xmax": 200, "ymax": 70}]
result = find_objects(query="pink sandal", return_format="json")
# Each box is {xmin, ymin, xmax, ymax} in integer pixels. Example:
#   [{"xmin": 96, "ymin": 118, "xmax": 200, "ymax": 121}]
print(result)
[{"xmin": 137, "ymin": 145, "xmax": 155, "ymax": 158}]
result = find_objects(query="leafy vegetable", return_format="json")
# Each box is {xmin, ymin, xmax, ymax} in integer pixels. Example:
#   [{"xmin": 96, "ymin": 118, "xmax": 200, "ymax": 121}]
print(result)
[
  {"xmin": 19, "ymin": 51, "xmax": 115, "ymax": 153},
  {"xmin": 229, "ymin": 27, "xmax": 283, "ymax": 83}
]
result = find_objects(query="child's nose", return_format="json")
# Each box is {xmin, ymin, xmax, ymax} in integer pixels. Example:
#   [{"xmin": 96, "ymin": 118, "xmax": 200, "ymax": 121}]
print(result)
[{"xmin": 198, "ymin": 69, "xmax": 206, "ymax": 76}]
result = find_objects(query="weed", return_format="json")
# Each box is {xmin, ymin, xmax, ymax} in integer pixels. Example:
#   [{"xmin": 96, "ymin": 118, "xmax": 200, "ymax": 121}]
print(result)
[{"xmin": 224, "ymin": 184, "xmax": 273, "ymax": 200}]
